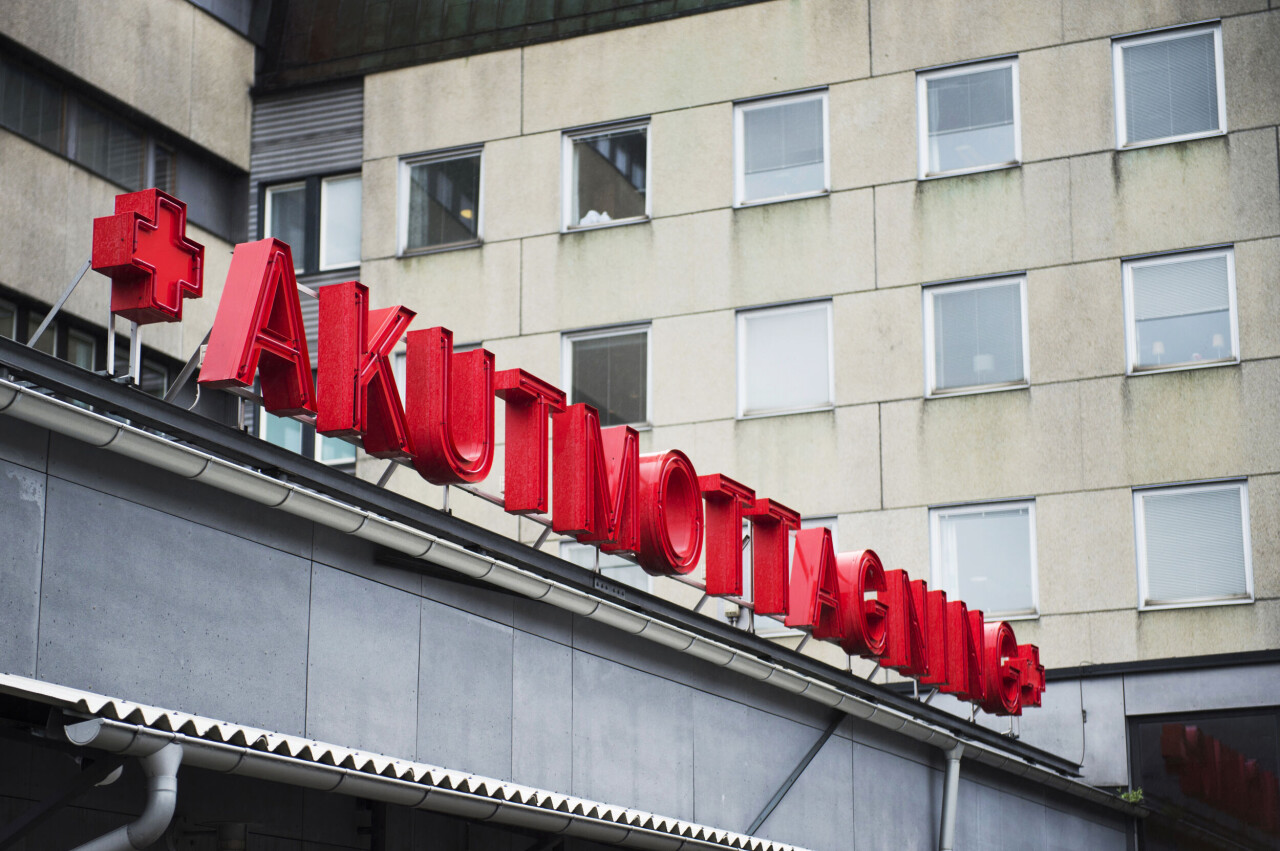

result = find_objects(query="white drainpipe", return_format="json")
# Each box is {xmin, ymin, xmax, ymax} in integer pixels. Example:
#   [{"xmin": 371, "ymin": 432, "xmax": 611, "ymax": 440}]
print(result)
[
  {"xmin": 938, "ymin": 743, "xmax": 964, "ymax": 851},
  {"xmin": 69, "ymin": 742, "xmax": 183, "ymax": 851}
]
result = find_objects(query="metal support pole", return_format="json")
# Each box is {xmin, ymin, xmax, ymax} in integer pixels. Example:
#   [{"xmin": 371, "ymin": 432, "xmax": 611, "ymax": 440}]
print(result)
[
  {"xmin": 938, "ymin": 744, "xmax": 964, "ymax": 851},
  {"xmin": 376, "ymin": 461, "xmax": 399, "ymax": 488},
  {"xmin": 106, "ymin": 310, "xmax": 116, "ymax": 376},
  {"xmin": 747, "ymin": 713, "xmax": 844, "ymax": 835},
  {"xmin": 534, "ymin": 524, "xmax": 552, "ymax": 550},
  {"xmin": 442, "ymin": 485, "xmax": 450, "ymax": 514},
  {"xmin": 163, "ymin": 329, "xmax": 211, "ymax": 404},
  {"xmin": 129, "ymin": 321, "xmax": 141, "ymax": 385},
  {"xmin": 26, "ymin": 258, "xmax": 91, "ymax": 351}
]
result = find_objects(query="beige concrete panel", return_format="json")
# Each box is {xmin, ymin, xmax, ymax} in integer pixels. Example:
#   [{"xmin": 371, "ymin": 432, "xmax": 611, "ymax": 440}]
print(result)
[
  {"xmin": 187, "ymin": 8, "xmax": 254, "ymax": 168},
  {"xmin": 868, "ymin": 0, "xmax": 1062, "ymax": 76},
  {"xmin": 1012, "ymin": 613, "xmax": 1094, "ymax": 669},
  {"xmin": 1069, "ymin": 130, "xmax": 1280, "ymax": 262},
  {"xmin": 0, "ymin": 136, "xmax": 71, "ymax": 305},
  {"xmin": 483, "ymin": 331, "xmax": 562, "ymax": 397},
  {"xmin": 1062, "ymin": 0, "xmax": 1266, "ymax": 42},
  {"xmin": 829, "ymin": 72, "xmax": 916, "ymax": 191},
  {"xmin": 841, "ymin": 507, "xmax": 930, "ymax": 579},
  {"xmin": 650, "ymin": 311, "xmax": 736, "ymax": 427},
  {"xmin": 1037, "ymin": 489, "xmax": 1137, "ymax": 616},
  {"xmin": 1241, "ymin": 358, "xmax": 1280, "ymax": 474},
  {"xmin": 521, "ymin": 0, "xmax": 869, "ymax": 134},
  {"xmin": 1248, "ymin": 473, "xmax": 1280, "ymax": 599},
  {"xmin": 880, "ymin": 381, "xmax": 1084, "ymax": 508},
  {"xmin": 1, "ymin": 0, "xmax": 201, "ymax": 139},
  {"xmin": 1077, "ymin": 369, "xmax": 1257, "ymax": 490},
  {"xmin": 1027, "ymin": 260, "xmax": 1126, "ymax": 385},
  {"xmin": 360, "ymin": 242, "xmax": 522, "ymax": 343},
  {"xmin": 483, "ymin": 132, "xmax": 561, "ymax": 242},
  {"xmin": 1020, "ymin": 39, "xmax": 1114, "ymax": 162},
  {"xmin": 1236, "ymin": 238, "xmax": 1280, "ymax": 361},
  {"xmin": 647, "ymin": 419, "xmax": 736, "ymax": 488},
  {"xmin": 179, "ymin": 225, "xmax": 235, "ymax": 356},
  {"xmin": 874, "ymin": 160, "xmax": 1073, "ymax": 290},
  {"xmin": 1135, "ymin": 598, "xmax": 1280, "ymax": 658},
  {"xmin": 364, "ymin": 51, "xmax": 522, "ymax": 161},
  {"xmin": 361, "ymin": 158, "xmax": 398, "ymax": 262},
  {"xmin": 520, "ymin": 193, "xmax": 873, "ymax": 335},
  {"xmin": 1224, "ymin": 12, "xmax": 1280, "ymax": 131},
  {"xmin": 650, "ymin": 104, "xmax": 733, "ymax": 219},
  {"xmin": 1083, "ymin": 609, "xmax": 1139, "ymax": 665},
  {"xmin": 833, "ymin": 287, "xmax": 922, "ymax": 406},
  {"xmin": 731, "ymin": 404, "xmax": 880, "ymax": 515},
  {"xmin": 729, "ymin": 189, "xmax": 875, "ymax": 303}
]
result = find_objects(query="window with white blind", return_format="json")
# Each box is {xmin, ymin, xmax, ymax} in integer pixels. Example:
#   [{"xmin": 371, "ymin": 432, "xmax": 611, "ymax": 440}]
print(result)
[
  {"xmin": 931, "ymin": 501, "xmax": 1038, "ymax": 620},
  {"xmin": 319, "ymin": 174, "xmax": 363, "ymax": 270},
  {"xmin": 1114, "ymin": 24, "xmax": 1225, "ymax": 148},
  {"xmin": 734, "ymin": 91, "xmax": 829, "ymax": 206},
  {"xmin": 917, "ymin": 58, "xmax": 1020, "ymax": 178},
  {"xmin": 737, "ymin": 301, "xmax": 834, "ymax": 418},
  {"xmin": 923, "ymin": 276, "xmax": 1028, "ymax": 396},
  {"xmin": 1135, "ymin": 482, "xmax": 1251, "ymax": 609},
  {"xmin": 560, "ymin": 540, "xmax": 651, "ymax": 592},
  {"xmin": 264, "ymin": 173, "xmax": 363, "ymax": 275},
  {"xmin": 1124, "ymin": 247, "xmax": 1237, "ymax": 373},
  {"xmin": 562, "ymin": 324, "xmax": 650, "ymax": 427}
]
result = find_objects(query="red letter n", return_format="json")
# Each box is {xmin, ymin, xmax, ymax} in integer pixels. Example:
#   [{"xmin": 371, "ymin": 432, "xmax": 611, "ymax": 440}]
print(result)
[
  {"xmin": 198, "ymin": 238, "xmax": 314, "ymax": 416},
  {"xmin": 881, "ymin": 570, "xmax": 929, "ymax": 676},
  {"xmin": 405, "ymin": 327, "xmax": 496, "ymax": 484},
  {"xmin": 552, "ymin": 403, "xmax": 639, "ymax": 553},
  {"xmin": 316, "ymin": 281, "xmax": 415, "ymax": 458}
]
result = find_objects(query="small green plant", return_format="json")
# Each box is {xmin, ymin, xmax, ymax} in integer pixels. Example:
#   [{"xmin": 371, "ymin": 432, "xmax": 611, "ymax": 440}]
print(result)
[{"xmin": 1119, "ymin": 787, "xmax": 1144, "ymax": 803}]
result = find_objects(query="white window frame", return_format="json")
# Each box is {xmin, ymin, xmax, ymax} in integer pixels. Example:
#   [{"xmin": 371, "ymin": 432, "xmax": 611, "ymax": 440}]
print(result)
[
  {"xmin": 561, "ymin": 119, "xmax": 651, "ymax": 232},
  {"xmin": 929, "ymin": 499, "xmax": 1039, "ymax": 621},
  {"xmin": 1134, "ymin": 480, "xmax": 1253, "ymax": 611},
  {"xmin": 733, "ymin": 89, "xmax": 830, "ymax": 208},
  {"xmin": 397, "ymin": 145, "xmax": 484, "ymax": 256},
  {"xmin": 1122, "ymin": 246, "xmax": 1239, "ymax": 375},
  {"xmin": 922, "ymin": 275, "xmax": 1030, "ymax": 398},
  {"xmin": 735, "ymin": 299, "xmax": 835, "ymax": 419},
  {"xmin": 561, "ymin": 323, "xmax": 652, "ymax": 428},
  {"xmin": 318, "ymin": 173, "xmax": 363, "ymax": 272},
  {"xmin": 263, "ymin": 181, "xmax": 307, "ymax": 273},
  {"xmin": 1112, "ymin": 22, "xmax": 1226, "ymax": 150},
  {"xmin": 916, "ymin": 57, "xmax": 1021, "ymax": 180}
]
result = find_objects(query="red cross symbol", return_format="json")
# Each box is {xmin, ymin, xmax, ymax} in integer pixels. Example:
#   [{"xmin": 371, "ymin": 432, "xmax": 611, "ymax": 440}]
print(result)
[{"xmin": 92, "ymin": 189, "xmax": 204, "ymax": 325}]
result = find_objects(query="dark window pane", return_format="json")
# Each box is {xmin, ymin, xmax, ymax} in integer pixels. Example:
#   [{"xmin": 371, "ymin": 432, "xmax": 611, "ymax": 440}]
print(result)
[
  {"xmin": 0, "ymin": 300, "xmax": 15, "ymax": 340},
  {"xmin": 265, "ymin": 183, "xmax": 308, "ymax": 270},
  {"xmin": 153, "ymin": 143, "xmax": 176, "ymax": 193},
  {"xmin": 407, "ymin": 154, "xmax": 481, "ymax": 250},
  {"xmin": 0, "ymin": 57, "xmax": 63, "ymax": 150},
  {"xmin": 74, "ymin": 101, "xmax": 144, "ymax": 189},
  {"xmin": 571, "ymin": 331, "xmax": 647, "ymax": 426},
  {"xmin": 571, "ymin": 128, "xmax": 646, "ymax": 226}
]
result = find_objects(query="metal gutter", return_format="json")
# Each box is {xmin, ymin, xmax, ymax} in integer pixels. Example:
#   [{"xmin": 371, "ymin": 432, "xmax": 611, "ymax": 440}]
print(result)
[{"xmin": 0, "ymin": 339, "xmax": 1074, "ymax": 772}]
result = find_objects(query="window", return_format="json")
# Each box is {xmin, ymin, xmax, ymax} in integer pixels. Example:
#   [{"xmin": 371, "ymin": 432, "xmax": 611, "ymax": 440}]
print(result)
[
  {"xmin": 923, "ymin": 276, "xmax": 1028, "ymax": 396},
  {"xmin": 258, "ymin": 411, "xmax": 357, "ymax": 467},
  {"xmin": 0, "ymin": 299, "xmax": 14, "ymax": 340},
  {"xmin": 560, "ymin": 540, "xmax": 651, "ymax": 592},
  {"xmin": 562, "ymin": 325, "xmax": 649, "ymax": 428},
  {"xmin": 562, "ymin": 121, "xmax": 649, "ymax": 230},
  {"xmin": 1114, "ymin": 23, "xmax": 1225, "ymax": 148},
  {"xmin": 1135, "ymin": 482, "xmax": 1251, "ymax": 609},
  {"xmin": 931, "ymin": 501, "xmax": 1037, "ymax": 620},
  {"xmin": 918, "ymin": 58, "xmax": 1019, "ymax": 178},
  {"xmin": 400, "ymin": 147, "xmax": 482, "ymax": 254},
  {"xmin": 734, "ymin": 91, "xmax": 828, "ymax": 205},
  {"xmin": 1123, "ymin": 247, "xmax": 1237, "ymax": 373},
  {"xmin": 737, "ymin": 300, "xmax": 833, "ymax": 418},
  {"xmin": 263, "ymin": 173, "xmax": 362, "ymax": 275},
  {"xmin": 0, "ymin": 52, "xmax": 245, "ymax": 241}
]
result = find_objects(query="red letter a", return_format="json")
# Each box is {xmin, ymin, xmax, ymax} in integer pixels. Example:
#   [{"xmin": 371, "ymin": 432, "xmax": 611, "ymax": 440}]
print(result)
[
  {"xmin": 317, "ymin": 281, "xmax": 415, "ymax": 458},
  {"xmin": 198, "ymin": 238, "xmax": 314, "ymax": 416},
  {"xmin": 785, "ymin": 527, "xmax": 844, "ymax": 640},
  {"xmin": 405, "ymin": 327, "xmax": 496, "ymax": 484}
]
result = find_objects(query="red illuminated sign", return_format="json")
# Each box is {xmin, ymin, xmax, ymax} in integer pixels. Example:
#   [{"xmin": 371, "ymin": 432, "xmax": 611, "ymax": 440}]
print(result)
[
  {"xmin": 1162, "ymin": 723, "xmax": 1280, "ymax": 835},
  {"xmin": 95, "ymin": 194, "xmax": 1045, "ymax": 717}
]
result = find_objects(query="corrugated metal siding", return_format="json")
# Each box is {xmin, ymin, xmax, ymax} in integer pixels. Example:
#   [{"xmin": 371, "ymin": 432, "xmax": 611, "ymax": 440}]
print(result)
[{"xmin": 248, "ymin": 81, "xmax": 364, "ymax": 240}]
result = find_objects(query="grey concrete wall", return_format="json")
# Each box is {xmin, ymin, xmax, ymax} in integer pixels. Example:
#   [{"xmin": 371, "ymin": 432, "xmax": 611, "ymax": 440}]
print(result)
[{"xmin": 0, "ymin": 418, "xmax": 1130, "ymax": 850}]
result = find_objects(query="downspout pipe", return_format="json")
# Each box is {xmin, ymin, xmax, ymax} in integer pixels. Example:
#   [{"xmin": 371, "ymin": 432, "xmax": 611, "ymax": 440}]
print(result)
[
  {"xmin": 69, "ymin": 742, "xmax": 183, "ymax": 851},
  {"xmin": 938, "ymin": 743, "xmax": 964, "ymax": 851}
]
